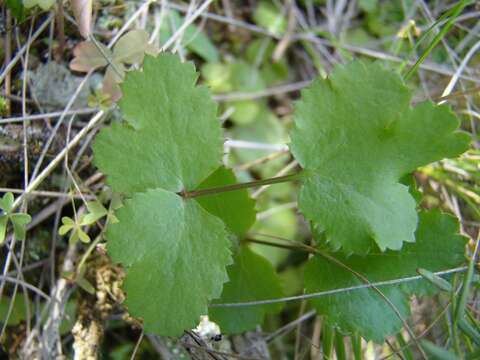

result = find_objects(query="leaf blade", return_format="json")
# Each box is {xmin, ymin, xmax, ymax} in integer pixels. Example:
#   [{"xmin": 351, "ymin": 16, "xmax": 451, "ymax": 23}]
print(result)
[
  {"xmin": 93, "ymin": 54, "xmax": 223, "ymax": 194},
  {"xmin": 304, "ymin": 210, "xmax": 467, "ymax": 342},
  {"xmin": 290, "ymin": 61, "xmax": 470, "ymax": 254},
  {"xmin": 107, "ymin": 189, "xmax": 232, "ymax": 336}
]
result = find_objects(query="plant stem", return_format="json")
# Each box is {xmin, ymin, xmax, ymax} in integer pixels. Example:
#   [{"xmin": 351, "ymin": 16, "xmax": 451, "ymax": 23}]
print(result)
[
  {"xmin": 244, "ymin": 238, "xmax": 313, "ymax": 253},
  {"xmin": 181, "ymin": 171, "xmax": 306, "ymax": 199}
]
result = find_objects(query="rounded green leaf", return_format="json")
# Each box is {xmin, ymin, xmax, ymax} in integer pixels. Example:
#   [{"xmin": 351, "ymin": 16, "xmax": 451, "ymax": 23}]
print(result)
[
  {"xmin": 10, "ymin": 213, "xmax": 31, "ymax": 241},
  {"xmin": 290, "ymin": 61, "xmax": 470, "ymax": 254},
  {"xmin": 107, "ymin": 189, "xmax": 232, "ymax": 336},
  {"xmin": 93, "ymin": 54, "xmax": 224, "ymax": 194},
  {"xmin": 305, "ymin": 210, "xmax": 467, "ymax": 342},
  {"xmin": 0, "ymin": 296, "xmax": 31, "ymax": 326},
  {"xmin": 0, "ymin": 192, "xmax": 14, "ymax": 213}
]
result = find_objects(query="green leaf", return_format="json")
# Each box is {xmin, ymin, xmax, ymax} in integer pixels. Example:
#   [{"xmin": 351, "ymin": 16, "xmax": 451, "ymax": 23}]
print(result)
[
  {"xmin": 38, "ymin": 0, "xmax": 55, "ymax": 10},
  {"xmin": 93, "ymin": 54, "xmax": 223, "ymax": 194},
  {"xmin": 77, "ymin": 228, "xmax": 91, "ymax": 243},
  {"xmin": 81, "ymin": 201, "xmax": 108, "ymax": 225},
  {"xmin": 253, "ymin": 1, "xmax": 287, "ymax": 35},
  {"xmin": 290, "ymin": 61, "xmax": 470, "ymax": 254},
  {"xmin": 0, "ymin": 215, "xmax": 7, "ymax": 244},
  {"xmin": 167, "ymin": 11, "xmax": 219, "ymax": 63},
  {"xmin": 209, "ymin": 246, "xmax": 283, "ymax": 333},
  {"xmin": 6, "ymin": 0, "xmax": 24, "ymax": 21},
  {"xmin": 10, "ymin": 213, "xmax": 31, "ymax": 240},
  {"xmin": 304, "ymin": 210, "xmax": 467, "ymax": 342},
  {"xmin": 358, "ymin": 0, "xmax": 378, "ymax": 13},
  {"xmin": 59, "ymin": 300, "xmax": 77, "ymax": 335},
  {"xmin": 107, "ymin": 189, "xmax": 231, "ymax": 335},
  {"xmin": 196, "ymin": 167, "xmax": 256, "ymax": 237},
  {"xmin": 231, "ymin": 101, "xmax": 261, "ymax": 125},
  {"xmin": 69, "ymin": 230, "xmax": 80, "ymax": 245},
  {"xmin": 0, "ymin": 296, "xmax": 30, "ymax": 326},
  {"xmin": 106, "ymin": 193, "xmax": 122, "ymax": 225},
  {"xmin": 0, "ymin": 192, "xmax": 14, "ymax": 213},
  {"xmin": 93, "ymin": 53, "xmax": 232, "ymax": 336},
  {"xmin": 58, "ymin": 217, "xmax": 74, "ymax": 235},
  {"xmin": 76, "ymin": 275, "xmax": 95, "ymax": 294},
  {"xmin": 24, "ymin": 0, "xmax": 55, "ymax": 10}
]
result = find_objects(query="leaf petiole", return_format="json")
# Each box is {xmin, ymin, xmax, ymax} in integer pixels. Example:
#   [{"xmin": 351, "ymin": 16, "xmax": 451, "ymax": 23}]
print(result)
[{"xmin": 181, "ymin": 171, "xmax": 307, "ymax": 199}]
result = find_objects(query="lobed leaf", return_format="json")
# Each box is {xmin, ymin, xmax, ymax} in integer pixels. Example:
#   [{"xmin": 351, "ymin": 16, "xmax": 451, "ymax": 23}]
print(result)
[
  {"xmin": 107, "ymin": 189, "xmax": 232, "ymax": 335},
  {"xmin": 304, "ymin": 210, "xmax": 467, "ymax": 342},
  {"xmin": 93, "ymin": 54, "xmax": 223, "ymax": 194},
  {"xmin": 10, "ymin": 213, "xmax": 31, "ymax": 241},
  {"xmin": 290, "ymin": 61, "xmax": 470, "ymax": 254},
  {"xmin": 93, "ymin": 54, "xmax": 232, "ymax": 336}
]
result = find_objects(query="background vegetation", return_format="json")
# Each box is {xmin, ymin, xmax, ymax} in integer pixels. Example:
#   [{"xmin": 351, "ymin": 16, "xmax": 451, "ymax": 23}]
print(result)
[{"xmin": 0, "ymin": 0, "xmax": 479, "ymax": 358}]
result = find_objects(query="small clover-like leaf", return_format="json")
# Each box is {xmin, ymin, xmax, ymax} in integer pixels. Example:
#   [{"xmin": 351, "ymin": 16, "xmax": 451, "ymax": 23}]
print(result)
[
  {"xmin": 59, "ymin": 216, "xmax": 90, "ymax": 244},
  {"xmin": 209, "ymin": 246, "xmax": 284, "ymax": 333},
  {"xmin": 290, "ymin": 61, "xmax": 470, "ymax": 254},
  {"xmin": 58, "ymin": 217, "xmax": 74, "ymax": 236},
  {"xmin": 69, "ymin": 230, "xmax": 80, "ymax": 245},
  {"xmin": 80, "ymin": 201, "xmax": 108, "ymax": 226},
  {"xmin": 77, "ymin": 228, "xmax": 91, "ymax": 244},
  {"xmin": 0, "ymin": 192, "xmax": 14, "ymax": 213},
  {"xmin": 10, "ymin": 213, "xmax": 32, "ymax": 241},
  {"xmin": 305, "ymin": 210, "xmax": 467, "ymax": 342},
  {"xmin": 0, "ymin": 193, "xmax": 32, "ymax": 242},
  {"xmin": 106, "ymin": 193, "xmax": 122, "ymax": 225}
]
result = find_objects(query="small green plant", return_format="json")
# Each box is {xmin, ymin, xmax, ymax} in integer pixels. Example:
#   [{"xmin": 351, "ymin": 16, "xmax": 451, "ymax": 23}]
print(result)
[
  {"xmin": 92, "ymin": 53, "xmax": 470, "ymax": 340},
  {"xmin": 0, "ymin": 192, "xmax": 32, "ymax": 244},
  {"xmin": 58, "ymin": 200, "xmax": 108, "ymax": 245}
]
